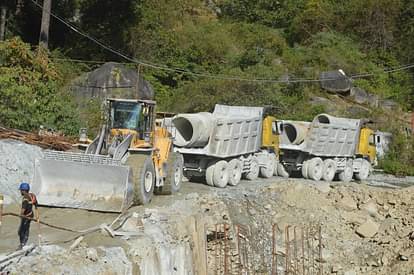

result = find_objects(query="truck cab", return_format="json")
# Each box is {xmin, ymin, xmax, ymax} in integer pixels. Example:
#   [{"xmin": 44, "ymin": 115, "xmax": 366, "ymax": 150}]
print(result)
[
  {"xmin": 357, "ymin": 127, "xmax": 377, "ymax": 164},
  {"xmin": 261, "ymin": 115, "xmax": 280, "ymax": 154}
]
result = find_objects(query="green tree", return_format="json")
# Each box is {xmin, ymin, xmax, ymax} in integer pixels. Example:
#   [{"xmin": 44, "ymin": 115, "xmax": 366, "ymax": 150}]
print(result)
[{"xmin": 0, "ymin": 38, "xmax": 80, "ymax": 135}]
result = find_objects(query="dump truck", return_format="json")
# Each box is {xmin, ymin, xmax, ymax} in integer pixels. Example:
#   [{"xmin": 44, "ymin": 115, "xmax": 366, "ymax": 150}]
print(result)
[
  {"xmin": 32, "ymin": 98, "xmax": 183, "ymax": 212},
  {"xmin": 278, "ymin": 114, "xmax": 376, "ymax": 182},
  {"xmin": 172, "ymin": 104, "xmax": 280, "ymax": 187}
]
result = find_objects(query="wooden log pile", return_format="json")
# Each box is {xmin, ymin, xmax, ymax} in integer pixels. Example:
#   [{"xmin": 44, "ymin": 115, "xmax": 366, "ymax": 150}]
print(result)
[{"xmin": 0, "ymin": 126, "xmax": 74, "ymax": 151}]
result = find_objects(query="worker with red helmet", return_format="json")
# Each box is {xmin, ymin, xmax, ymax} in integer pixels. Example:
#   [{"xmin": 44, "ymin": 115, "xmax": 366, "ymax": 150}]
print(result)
[{"xmin": 18, "ymin": 182, "xmax": 38, "ymax": 249}]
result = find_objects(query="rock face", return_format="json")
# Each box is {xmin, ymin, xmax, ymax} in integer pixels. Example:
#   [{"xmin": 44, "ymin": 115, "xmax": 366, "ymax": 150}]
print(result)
[
  {"xmin": 0, "ymin": 140, "xmax": 43, "ymax": 204},
  {"xmin": 71, "ymin": 62, "xmax": 155, "ymax": 100}
]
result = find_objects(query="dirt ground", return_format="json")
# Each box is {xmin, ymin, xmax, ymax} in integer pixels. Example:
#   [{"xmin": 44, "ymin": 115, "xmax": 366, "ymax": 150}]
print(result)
[{"xmin": 1, "ymin": 174, "xmax": 414, "ymax": 275}]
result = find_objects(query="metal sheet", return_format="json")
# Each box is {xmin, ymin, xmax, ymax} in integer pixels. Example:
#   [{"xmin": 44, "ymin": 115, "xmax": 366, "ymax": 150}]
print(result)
[{"xmin": 32, "ymin": 155, "xmax": 133, "ymax": 213}]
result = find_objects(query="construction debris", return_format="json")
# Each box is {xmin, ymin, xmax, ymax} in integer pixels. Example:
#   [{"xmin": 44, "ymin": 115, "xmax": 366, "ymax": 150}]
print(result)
[{"xmin": 0, "ymin": 126, "xmax": 73, "ymax": 151}]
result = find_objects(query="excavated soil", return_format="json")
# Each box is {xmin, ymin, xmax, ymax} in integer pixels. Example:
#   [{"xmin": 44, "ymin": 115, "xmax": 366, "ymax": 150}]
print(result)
[
  {"xmin": 1, "ymin": 175, "xmax": 413, "ymax": 275},
  {"xmin": 1, "ymin": 141, "xmax": 413, "ymax": 275}
]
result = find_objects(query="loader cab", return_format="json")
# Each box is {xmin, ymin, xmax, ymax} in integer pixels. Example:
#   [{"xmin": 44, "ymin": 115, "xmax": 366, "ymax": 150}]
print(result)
[{"xmin": 108, "ymin": 98, "xmax": 156, "ymax": 144}]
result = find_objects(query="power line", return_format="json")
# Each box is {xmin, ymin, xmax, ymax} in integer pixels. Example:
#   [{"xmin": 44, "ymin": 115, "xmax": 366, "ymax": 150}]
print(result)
[{"xmin": 30, "ymin": 0, "xmax": 414, "ymax": 84}]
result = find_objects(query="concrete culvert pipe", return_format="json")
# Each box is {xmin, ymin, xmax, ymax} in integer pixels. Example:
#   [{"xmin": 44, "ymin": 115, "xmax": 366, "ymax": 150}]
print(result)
[
  {"xmin": 315, "ymin": 114, "xmax": 360, "ymax": 128},
  {"xmin": 281, "ymin": 121, "xmax": 311, "ymax": 145},
  {"xmin": 172, "ymin": 113, "xmax": 213, "ymax": 147}
]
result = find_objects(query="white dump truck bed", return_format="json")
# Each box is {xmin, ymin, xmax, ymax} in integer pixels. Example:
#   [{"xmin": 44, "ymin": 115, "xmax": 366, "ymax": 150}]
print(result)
[
  {"xmin": 173, "ymin": 104, "xmax": 263, "ymax": 158},
  {"xmin": 280, "ymin": 114, "xmax": 362, "ymax": 157}
]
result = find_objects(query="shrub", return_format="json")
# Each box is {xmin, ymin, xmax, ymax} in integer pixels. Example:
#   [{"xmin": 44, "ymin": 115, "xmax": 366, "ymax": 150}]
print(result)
[{"xmin": 0, "ymin": 38, "xmax": 80, "ymax": 135}]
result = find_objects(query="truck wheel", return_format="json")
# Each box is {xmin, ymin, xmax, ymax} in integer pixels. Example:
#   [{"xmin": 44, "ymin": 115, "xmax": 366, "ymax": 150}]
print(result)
[
  {"xmin": 156, "ymin": 152, "xmax": 184, "ymax": 195},
  {"xmin": 277, "ymin": 163, "xmax": 289, "ymax": 178},
  {"xmin": 228, "ymin": 159, "xmax": 242, "ymax": 186},
  {"xmin": 355, "ymin": 159, "xmax": 371, "ymax": 181},
  {"xmin": 260, "ymin": 154, "xmax": 274, "ymax": 178},
  {"xmin": 212, "ymin": 160, "xmax": 229, "ymax": 188},
  {"xmin": 245, "ymin": 156, "xmax": 259, "ymax": 180},
  {"xmin": 322, "ymin": 159, "xmax": 336, "ymax": 182},
  {"xmin": 205, "ymin": 161, "xmax": 216, "ymax": 186},
  {"xmin": 308, "ymin": 157, "xmax": 323, "ymax": 181},
  {"xmin": 127, "ymin": 155, "xmax": 155, "ymax": 205},
  {"xmin": 338, "ymin": 161, "xmax": 353, "ymax": 182},
  {"xmin": 273, "ymin": 159, "xmax": 279, "ymax": 176},
  {"xmin": 301, "ymin": 160, "xmax": 309, "ymax": 179}
]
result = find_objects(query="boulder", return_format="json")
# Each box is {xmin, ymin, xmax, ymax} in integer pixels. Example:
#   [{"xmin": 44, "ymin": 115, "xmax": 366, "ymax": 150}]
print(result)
[
  {"xmin": 359, "ymin": 201, "xmax": 378, "ymax": 217},
  {"xmin": 356, "ymin": 220, "xmax": 380, "ymax": 238},
  {"xmin": 70, "ymin": 62, "xmax": 154, "ymax": 101},
  {"xmin": 339, "ymin": 196, "xmax": 358, "ymax": 211},
  {"xmin": 350, "ymin": 87, "xmax": 369, "ymax": 104},
  {"xmin": 320, "ymin": 70, "xmax": 352, "ymax": 93}
]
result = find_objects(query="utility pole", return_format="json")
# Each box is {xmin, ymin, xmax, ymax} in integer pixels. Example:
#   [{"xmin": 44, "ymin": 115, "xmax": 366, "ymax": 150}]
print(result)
[
  {"xmin": 0, "ymin": 5, "xmax": 6, "ymax": 41},
  {"xmin": 39, "ymin": 0, "xmax": 52, "ymax": 49}
]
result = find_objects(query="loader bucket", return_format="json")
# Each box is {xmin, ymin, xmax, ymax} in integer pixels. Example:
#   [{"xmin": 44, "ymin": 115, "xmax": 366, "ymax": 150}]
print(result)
[{"xmin": 32, "ymin": 151, "xmax": 133, "ymax": 213}]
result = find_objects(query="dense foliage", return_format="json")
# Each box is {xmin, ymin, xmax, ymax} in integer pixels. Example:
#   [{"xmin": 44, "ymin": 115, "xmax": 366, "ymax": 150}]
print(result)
[
  {"xmin": 1, "ymin": 0, "xmax": 413, "ymax": 173},
  {"xmin": 0, "ymin": 38, "xmax": 80, "ymax": 134}
]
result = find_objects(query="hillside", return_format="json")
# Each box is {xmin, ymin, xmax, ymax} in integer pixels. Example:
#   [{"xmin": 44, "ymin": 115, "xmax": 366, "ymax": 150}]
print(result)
[{"xmin": 1, "ymin": 1, "xmax": 413, "ymax": 174}]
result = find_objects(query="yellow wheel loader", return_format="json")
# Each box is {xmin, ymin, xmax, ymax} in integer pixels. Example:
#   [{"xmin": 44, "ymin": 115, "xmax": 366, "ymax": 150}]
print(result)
[{"xmin": 32, "ymin": 98, "xmax": 184, "ymax": 212}]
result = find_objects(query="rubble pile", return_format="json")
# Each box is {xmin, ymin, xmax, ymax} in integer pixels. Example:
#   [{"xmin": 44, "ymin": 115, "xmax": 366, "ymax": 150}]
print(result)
[
  {"xmin": 0, "ymin": 162, "xmax": 413, "ymax": 274},
  {"xmin": 0, "ymin": 126, "xmax": 73, "ymax": 151}
]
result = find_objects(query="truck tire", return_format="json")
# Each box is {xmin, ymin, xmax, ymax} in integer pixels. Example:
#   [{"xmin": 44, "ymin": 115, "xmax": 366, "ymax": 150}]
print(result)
[
  {"xmin": 277, "ymin": 163, "xmax": 289, "ymax": 178},
  {"xmin": 322, "ymin": 159, "xmax": 336, "ymax": 182},
  {"xmin": 212, "ymin": 160, "xmax": 229, "ymax": 188},
  {"xmin": 355, "ymin": 159, "xmax": 371, "ymax": 181},
  {"xmin": 126, "ymin": 155, "xmax": 155, "ymax": 205},
  {"xmin": 155, "ymin": 152, "xmax": 184, "ymax": 195},
  {"xmin": 245, "ymin": 156, "xmax": 259, "ymax": 180},
  {"xmin": 273, "ymin": 159, "xmax": 279, "ymax": 176},
  {"xmin": 205, "ymin": 161, "xmax": 216, "ymax": 186},
  {"xmin": 301, "ymin": 160, "xmax": 309, "ymax": 179},
  {"xmin": 338, "ymin": 161, "xmax": 353, "ymax": 182},
  {"xmin": 308, "ymin": 157, "xmax": 323, "ymax": 181},
  {"xmin": 228, "ymin": 159, "xmax": 242, "ymax": 186},
  {"xmin": 260, "ymin": 154, "xmax": 275, "ymax": 178}
]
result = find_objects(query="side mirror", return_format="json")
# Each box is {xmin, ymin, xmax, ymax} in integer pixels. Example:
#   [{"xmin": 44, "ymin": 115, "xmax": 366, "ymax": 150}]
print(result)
[{"xmin": 277, "ymin": 121, "xmax": 284, "ymax": 133}]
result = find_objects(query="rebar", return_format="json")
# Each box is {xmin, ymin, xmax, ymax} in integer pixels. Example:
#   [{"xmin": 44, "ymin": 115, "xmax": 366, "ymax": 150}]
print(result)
[{"xmin": 207, "ymin": 223, "xmax": 323, "ymax": 275}]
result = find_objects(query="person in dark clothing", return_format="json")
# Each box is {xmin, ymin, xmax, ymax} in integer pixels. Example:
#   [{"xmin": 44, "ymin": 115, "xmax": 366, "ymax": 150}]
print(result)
[{"xmin": 18, "ymin": 182, "xmax": 38, "ymax": 249}]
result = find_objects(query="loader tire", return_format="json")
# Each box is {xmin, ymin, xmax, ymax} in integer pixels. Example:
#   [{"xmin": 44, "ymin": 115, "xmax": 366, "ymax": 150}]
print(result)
[
  {"xmin": 156, "ymin": 152, "xmax": 184, "ymax": 195},
  {"xmin": 228, "ymin": 159, "xmax": 242, "ymax": 186},
  {"xmin": 127, "ymin": 154, "xmax": 155, "ymax": 205},
  {"xmin": 245, "ymin": 156, "xmax": 259, "ymax": 180},
  {"xmin": 308, "ymin": 157, "xmax": 323, "ymax": 181}
]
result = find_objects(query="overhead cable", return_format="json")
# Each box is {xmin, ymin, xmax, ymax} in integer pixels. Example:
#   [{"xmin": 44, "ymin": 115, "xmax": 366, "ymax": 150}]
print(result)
[{"xmin": 30, "ymin": 0, "xmax": 414, "ymax": 83}]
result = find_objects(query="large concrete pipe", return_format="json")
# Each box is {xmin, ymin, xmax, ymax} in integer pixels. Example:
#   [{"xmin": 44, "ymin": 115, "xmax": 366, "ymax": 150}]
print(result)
[
  {"xmin": 172, "ymin": 112, "xmax": 214, "ymax": 147},
  {"xmin": 280, "ymin": 121, "xmax": 311, "ymax": 145},
  {"xmin": 315, "ymin": 114, "xmax": 360, "ymax": 128}
]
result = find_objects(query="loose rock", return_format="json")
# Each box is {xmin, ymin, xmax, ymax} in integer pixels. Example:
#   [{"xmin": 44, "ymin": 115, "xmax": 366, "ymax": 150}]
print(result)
[{"xmin": 356, "ymin": 220, "xmax": 380, "ymax": 238}]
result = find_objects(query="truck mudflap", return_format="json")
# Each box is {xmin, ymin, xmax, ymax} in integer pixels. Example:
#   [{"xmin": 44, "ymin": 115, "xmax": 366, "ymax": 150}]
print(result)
[{"xmin": 32, "ymin": 151, "xmax": 133, "ymax": 213}]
